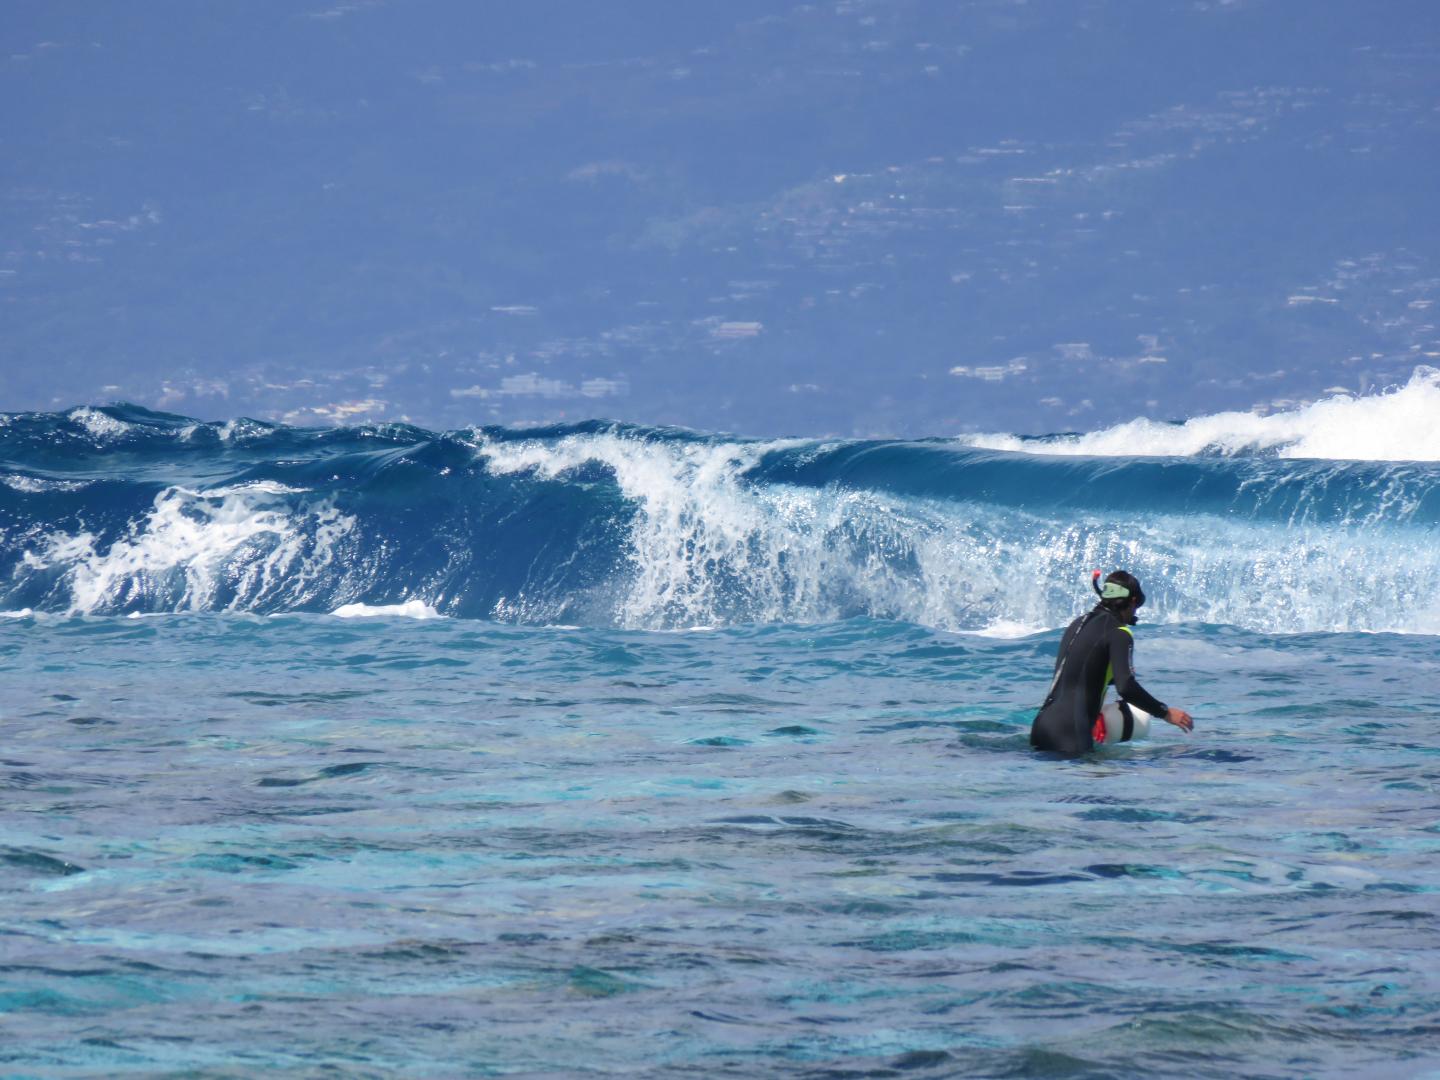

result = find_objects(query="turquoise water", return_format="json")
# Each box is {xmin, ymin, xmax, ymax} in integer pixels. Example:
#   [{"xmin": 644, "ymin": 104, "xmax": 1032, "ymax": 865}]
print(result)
[
  {"xmin": 3, "ymin": 400, "xmax": 1439, "ymax": 1074},
  {"xmin": 2, "ymin": 613, "xmax": 1437, "ymax": 1077}
]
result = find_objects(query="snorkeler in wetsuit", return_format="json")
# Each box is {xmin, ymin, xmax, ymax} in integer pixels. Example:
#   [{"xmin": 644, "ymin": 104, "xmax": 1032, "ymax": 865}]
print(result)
[{"xmin": 1030, "ymin": 570, "xmax": 1194, "ymax": 756}]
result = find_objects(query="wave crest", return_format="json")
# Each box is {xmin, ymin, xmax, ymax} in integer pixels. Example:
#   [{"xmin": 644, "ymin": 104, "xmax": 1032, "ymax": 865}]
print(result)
[
  {"xmin": 961, "ymin": 366, "xmax": 1440, "ymax": 461},
  {"xmin": 1, "ymin": 390, "xmax": 1437, "ymax": 634}
]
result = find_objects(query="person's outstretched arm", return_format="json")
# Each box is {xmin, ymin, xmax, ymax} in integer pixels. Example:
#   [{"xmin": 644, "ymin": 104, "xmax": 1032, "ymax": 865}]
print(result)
[{"xmin": 1109, "ymin": 627, "xmax": 1193, "ymax": 731}]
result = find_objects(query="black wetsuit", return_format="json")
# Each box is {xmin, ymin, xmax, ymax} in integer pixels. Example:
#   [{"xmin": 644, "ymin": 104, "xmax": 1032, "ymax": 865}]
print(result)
[{"xmin": 1030, "ymin": 604, "xmax": 1169, "ymax": 756}]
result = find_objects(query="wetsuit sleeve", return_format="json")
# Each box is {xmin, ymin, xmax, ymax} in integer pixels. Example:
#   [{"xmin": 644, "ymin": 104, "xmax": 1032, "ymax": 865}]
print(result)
[{"xmin": 1109, "ymin": 627, "xmax": 1169, "ymax": 717}]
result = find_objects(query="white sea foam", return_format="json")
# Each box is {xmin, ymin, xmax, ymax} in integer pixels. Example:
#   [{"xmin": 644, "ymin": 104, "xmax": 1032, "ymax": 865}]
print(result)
[
  {"xmin": 25, "ymin": 483, "xmax": 353, "ymax": 615},
  {"xmin": 205, "ymin": 481, "xmax": 310, "ymax": 497},
  {"xmin": 1, "ymin": 608, "xmax": 35, "ymax": 619},
  {"xmin": 332, "ymin": 600, "xmax": 442, "ymax": 619},
  {"xmin": 67, "ymin": 407, "xmax": 132, "ymax": 440},
  {"xmin": 218, "ymin": 418, "xmax": 271, "ymax": 443},
  {"xmin": 476, "ymin": 430, "xmax": 833, "ymax": 629},
  {"xmin": 961, "ymin": 366, "xmax": 1440, "ymax": 461},
  {"xmin": 2, "ymin": 475, "xmax": 90, "ymax": 494},
  {"xmin": 468, "ymin": 430, "xmax": 1036, "ymax": 633},
  {"xmin": 474, "ymin": 427, "xmax": 1440, "ymax": 636},
  {"xmin": 970, "ymin": 619, "xmax": 1050, "ymax": 639}
]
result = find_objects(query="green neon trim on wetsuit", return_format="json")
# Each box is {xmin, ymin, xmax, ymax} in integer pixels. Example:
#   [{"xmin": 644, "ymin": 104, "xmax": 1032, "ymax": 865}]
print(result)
[{"xmin": 1106, "ymin": 626, "xmax": 1133, "ymax": 685}]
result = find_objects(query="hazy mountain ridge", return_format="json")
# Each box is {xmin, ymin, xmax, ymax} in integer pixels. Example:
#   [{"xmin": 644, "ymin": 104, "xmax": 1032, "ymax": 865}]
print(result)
[{"xmin": 3, "ymin": 0, "xmax": 1437, "ymax": 434}]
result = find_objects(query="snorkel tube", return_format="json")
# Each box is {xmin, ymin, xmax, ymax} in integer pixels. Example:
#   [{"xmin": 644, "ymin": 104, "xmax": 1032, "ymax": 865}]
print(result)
[{"xmin": 1091, "ymin": 569, "xmax": 1144, "ymax": 622}]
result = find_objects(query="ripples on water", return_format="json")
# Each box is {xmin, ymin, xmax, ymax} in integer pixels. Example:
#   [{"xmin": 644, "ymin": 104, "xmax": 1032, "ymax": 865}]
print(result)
[{"xmin": 1, "ymin": 614, "xmax": 1437, "ymax": 1076}]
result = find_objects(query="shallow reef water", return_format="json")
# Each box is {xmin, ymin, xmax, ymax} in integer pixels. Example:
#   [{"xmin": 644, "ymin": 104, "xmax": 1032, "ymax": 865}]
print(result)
[{"xmin": 1, "ymin": 613, "xmax": 1437, "ymax": 1077}]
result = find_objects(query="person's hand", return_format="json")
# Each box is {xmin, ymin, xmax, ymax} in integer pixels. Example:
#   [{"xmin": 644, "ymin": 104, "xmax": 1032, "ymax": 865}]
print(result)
[{"xmin": 1165, "ymin": 707, "xmax": 1193, "ymax": 733}]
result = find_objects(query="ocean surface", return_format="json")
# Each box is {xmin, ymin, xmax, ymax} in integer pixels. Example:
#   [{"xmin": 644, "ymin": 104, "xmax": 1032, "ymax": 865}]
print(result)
[{"xmin": 2, "ymin": 374, "xmax": 1439, "ymax": 1077}]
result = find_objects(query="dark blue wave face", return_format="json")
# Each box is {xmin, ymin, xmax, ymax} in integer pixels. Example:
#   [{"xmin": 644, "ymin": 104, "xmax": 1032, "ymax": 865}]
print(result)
[
  {"xmin": 0, "ymin": 407, "xmax": 638, "ymax": 625},
  {"xmin": 1, "ymin": 405, "xmax": 1437, "ymax": 633},
  {"xmin": 753, "ymin": 439, "xmax": 1440, "ymax": 525}
]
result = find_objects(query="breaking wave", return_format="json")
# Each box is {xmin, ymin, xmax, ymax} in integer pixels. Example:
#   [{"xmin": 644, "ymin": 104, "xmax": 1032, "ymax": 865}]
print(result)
[
  {"xmin": 960, "ymin": 366, "xmax": 1440, "ymax": 461},
  {"xmin": 1, "ymin": 379, "xmax": 1438, "ymax": 634}
]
